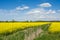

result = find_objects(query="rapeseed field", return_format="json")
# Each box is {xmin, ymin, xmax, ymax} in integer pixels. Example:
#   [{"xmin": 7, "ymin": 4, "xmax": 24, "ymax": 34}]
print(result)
[
  {"xmin": 0, "ymin": 22, "xmax": 60, "ymax": 40},
  {"xmin": 0, "ymin": 22, "xmax": 49, "ymax": 33},
  {"xmin": 49, "ymin": 22, "xmax": 60, "ymax": 32},
  {"xmin": 0, "ymin": 22, "xmax": 60, "ymax": 34}
]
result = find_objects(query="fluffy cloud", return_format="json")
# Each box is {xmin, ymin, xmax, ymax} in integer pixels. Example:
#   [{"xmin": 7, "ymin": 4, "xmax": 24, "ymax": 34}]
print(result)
[
  {"xmin": 39, "ymin": 3, "xmax": 52, "ymax": 7},
  {"xmin": 16, "ymin": 6, "xmax": 29, "ymax": 10},
  {"xmin": 0, "ymin": 4, "xmax": 60, "ymax": 21},
  {"xmin": 0, "ymin": 5, "xmax": 29, "ymax": 21},
  {"xmin": 27, "ymin": 8, "xmax": 56, "ymax": 15},
  {"xmin": 27, "ymin": 8, "xmax": 46, "ymax": 14},
  {"xmin": 46, "ymin": 10, "xmax": 56, "ymax": 14},
  {"xmin": 27, "ymin": 8, "xmax": 60, "ymax": 21}
]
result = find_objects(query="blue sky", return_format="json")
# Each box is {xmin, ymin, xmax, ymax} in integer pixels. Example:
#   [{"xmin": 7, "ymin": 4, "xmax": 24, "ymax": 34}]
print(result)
[{"xmin": 0, "ymin": 0, "xmax": 60, "ymax": 21}]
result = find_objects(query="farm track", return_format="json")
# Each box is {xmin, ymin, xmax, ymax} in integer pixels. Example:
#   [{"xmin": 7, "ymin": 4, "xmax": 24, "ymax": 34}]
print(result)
[
  {"xmin": 24, "ymin": 28, "xmax": 43, "ymax": 40},
  {"xmin": 24, "ymin": 24, "xmax": 50, "ymax": 40}
]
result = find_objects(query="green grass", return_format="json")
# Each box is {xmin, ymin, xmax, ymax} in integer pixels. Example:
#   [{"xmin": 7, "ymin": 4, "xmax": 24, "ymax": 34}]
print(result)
[{"xmin": 34, "ymin": 32, "xmax": 60, "ymax": 40}]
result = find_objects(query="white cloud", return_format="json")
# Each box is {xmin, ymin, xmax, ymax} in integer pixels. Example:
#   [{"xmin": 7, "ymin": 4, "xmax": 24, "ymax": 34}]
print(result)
[
  {"xmin": 39, "ymin": 3, "xmax": 52, "ymax": 7},
  {"xmin": 0, "ymin": 5, "xmax": 29, "ymax": 15},
  {"xmin": 26, "ymin": 8, "xmax": 59, "ymax": 21},
  {"xmin": 0, "ymin": 5, "xmax": 60, "ymax": 21},
  {"xmin": 16, "ymin": 6, "xmax": 29, "ymax": 10},
  {"xmin": 27, "ymin": 8, "xmax": 46, "ymax": 14},
  {"xmin": 0, "ymin": 5, "xmax": 29, "ymax": 21},
  {"xmin": 46, "ymin": 10, "xmax": 56, "ymax": 14},
  {"xmin": 27, "ymin": 8, "xmax": 56, "ymax": 15}
]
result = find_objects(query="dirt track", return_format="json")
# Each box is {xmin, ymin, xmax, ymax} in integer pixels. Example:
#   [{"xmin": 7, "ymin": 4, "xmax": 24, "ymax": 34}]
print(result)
[{"xmin": 24, "ymin": 28, "xmax": 43, "ymax": 40}]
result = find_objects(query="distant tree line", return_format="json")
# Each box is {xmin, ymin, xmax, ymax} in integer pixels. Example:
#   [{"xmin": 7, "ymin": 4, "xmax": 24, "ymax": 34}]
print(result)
[{"xmin": 0, "ymin": 19, "xmax": 60, "ymax": 22}]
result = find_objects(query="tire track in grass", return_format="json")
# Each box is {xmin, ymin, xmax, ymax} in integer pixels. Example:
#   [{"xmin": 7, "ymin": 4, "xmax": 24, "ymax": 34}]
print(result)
[
  {"xmin": 24, "ymin": 28, "xmax": 43, "ymax": 40},
  {"xmin": 24, "ymin": 24, "xmax": 51, "ymax": 40}
]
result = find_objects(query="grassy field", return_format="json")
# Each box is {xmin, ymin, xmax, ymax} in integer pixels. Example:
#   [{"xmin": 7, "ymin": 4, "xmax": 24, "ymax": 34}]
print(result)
[{"xmin": 0, "ymin": 22, "xmax": 60, "ymax": 40}]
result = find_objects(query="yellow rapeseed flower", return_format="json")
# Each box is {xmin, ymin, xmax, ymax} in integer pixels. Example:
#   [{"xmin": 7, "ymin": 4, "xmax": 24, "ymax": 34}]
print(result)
[
  {"xmin": 0, "ymin": 22, "xmax": 48, "ymax": 33},
  {"xmin": 49, "ymin": 22, "xmax": 60, "ymax": 32}
]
